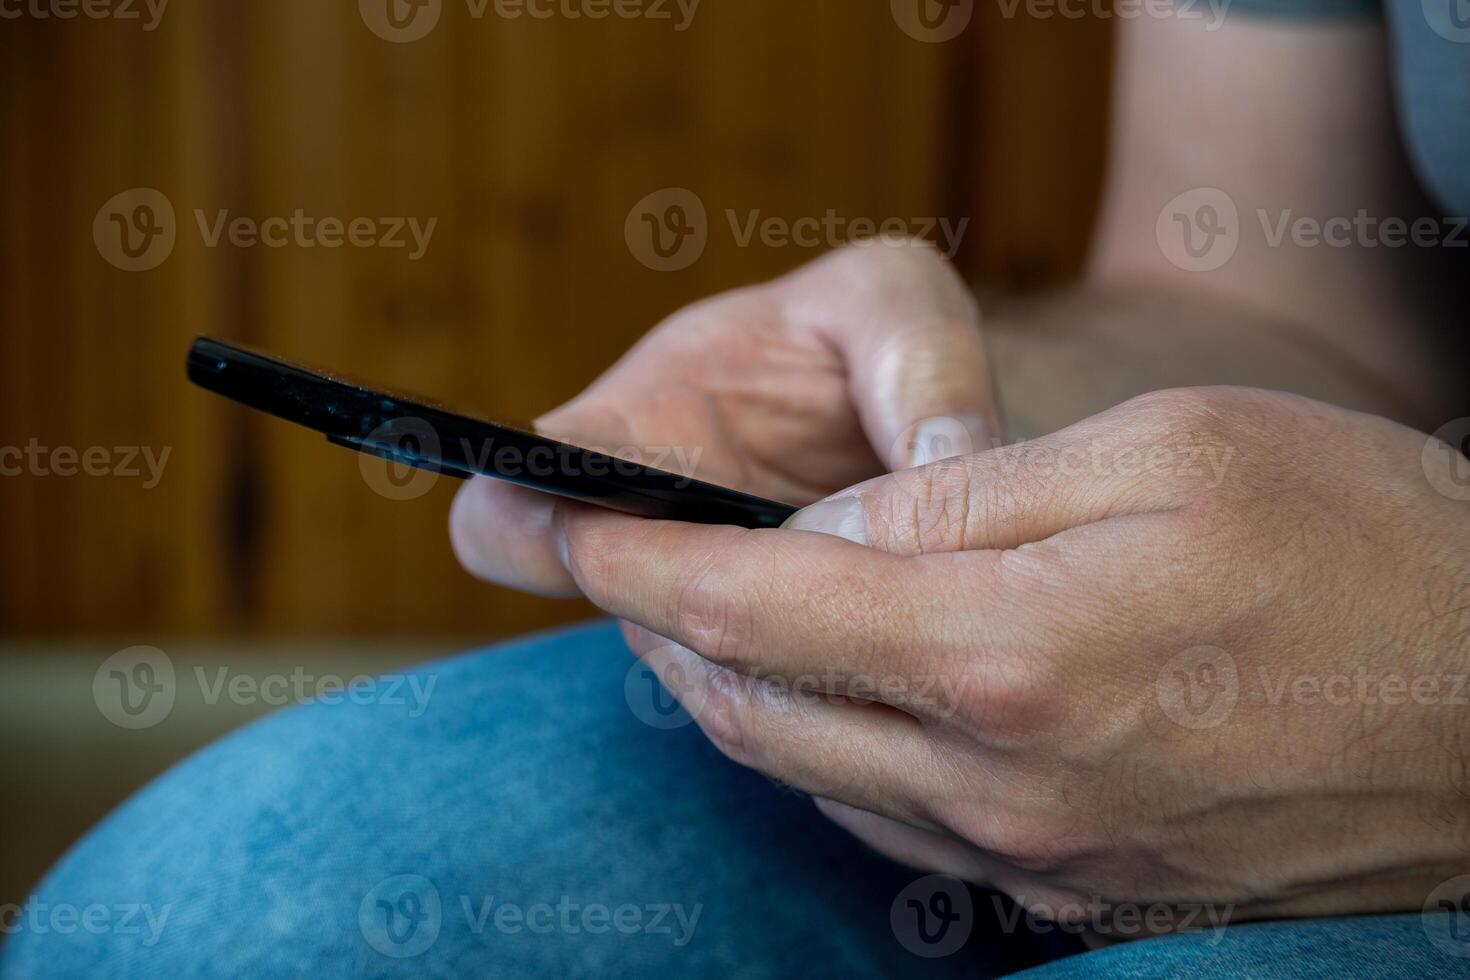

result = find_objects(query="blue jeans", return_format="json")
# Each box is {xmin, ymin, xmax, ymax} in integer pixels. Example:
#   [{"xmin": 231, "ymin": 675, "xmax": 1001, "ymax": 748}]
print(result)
[{"xmin": 0, "ymin": 622, "xmax": 1458, "ymax": 978}]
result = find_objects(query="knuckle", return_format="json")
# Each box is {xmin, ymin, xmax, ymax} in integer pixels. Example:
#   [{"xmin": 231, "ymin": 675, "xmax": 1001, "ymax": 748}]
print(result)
[
  {"xmin": 694, "ymin": 669, "xmax": 760, "ymax": 768},
  {"xmin": 672, "ymin": 555, "xmax": 757, "ymax": 670},
  {"xmin": 817, "ymin": 239, "xmax": 970, "ymax": 309},
  {"xmin": 1118, "ymin": 387, "xmax": 1236, "ymax": 441},
  {"xmin": 876, "ymin": 458, "xmax": 979, "ymax": 553},
  {"xmin": 955, "ymin": 808, "xmax": 1098, "ymax": 875},
  {"xmin": 1110, "ymin": 388, "xmax": 1242, "ymax": 498},
  {"xmin": 562, "ymin": 518, "xmax": 613, "ymax": 592},
  {"xmin": 943, "ymin": 593, "xmax": 1072, "ymax": 741},
  {"xmin": 952, "ymin": 653, "xmax": 1060, "ymax": 742}
]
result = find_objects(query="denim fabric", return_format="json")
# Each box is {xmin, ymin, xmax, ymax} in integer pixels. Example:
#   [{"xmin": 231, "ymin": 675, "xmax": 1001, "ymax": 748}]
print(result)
[
  {"xmin": 0, "ymin": 621, "xmax": 1461, "ymax": 978},
  {"xmin": 1016, "ymin": 910, "xmax": 1467, "ymax": 978}
]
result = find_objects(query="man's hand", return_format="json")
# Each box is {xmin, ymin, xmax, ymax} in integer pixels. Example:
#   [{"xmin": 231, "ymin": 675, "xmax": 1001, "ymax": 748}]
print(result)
[
  {"xmin": 555, "ymin": 385, "xmax": 1470, "ymax": 934},
  {"xmin": 450, "ymin": 239, "xmax": 1000, "ymax": 597}
]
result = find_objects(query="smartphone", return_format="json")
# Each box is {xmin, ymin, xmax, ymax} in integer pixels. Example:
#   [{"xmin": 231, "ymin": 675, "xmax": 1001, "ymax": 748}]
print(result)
[{"xmin": 186, "ymin": 337, "xmax": 799, "ymax": 529}]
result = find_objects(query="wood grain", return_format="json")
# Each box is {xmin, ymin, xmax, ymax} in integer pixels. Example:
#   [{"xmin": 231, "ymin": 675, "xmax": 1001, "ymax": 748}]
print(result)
[{"xmin": 0, "ymin": 1, "xmax": 1110, "ymax": 639}]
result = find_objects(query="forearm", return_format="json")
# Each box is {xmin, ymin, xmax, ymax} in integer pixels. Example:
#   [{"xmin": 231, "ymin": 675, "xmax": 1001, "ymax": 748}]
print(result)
[{"xmin": 983, "ymin": 285, "xmax": 1462, "ymax": 441}]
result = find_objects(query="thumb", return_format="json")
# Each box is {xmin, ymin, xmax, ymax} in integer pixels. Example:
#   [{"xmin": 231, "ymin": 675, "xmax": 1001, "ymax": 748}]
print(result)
[{"xmin": 781, "ymin": 239, "xmax": 1003, "ymax": 471}]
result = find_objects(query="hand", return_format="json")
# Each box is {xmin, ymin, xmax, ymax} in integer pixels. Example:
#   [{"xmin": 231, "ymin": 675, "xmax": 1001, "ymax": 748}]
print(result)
[
  {"xmin": 450, "ymin": 239, "xmax": 1000, "ymax": 597},
  {"xmin": 553, "ymin": 386, "xmax": 1470, "ymax": 935}
]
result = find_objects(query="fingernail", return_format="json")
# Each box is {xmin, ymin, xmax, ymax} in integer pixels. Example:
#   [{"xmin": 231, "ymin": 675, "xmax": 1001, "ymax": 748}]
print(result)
[
  {"xmin": 910, "ymin": 413, "xmax": 992, "ymax": 468},
  {"xmin": 781, "ymin": 497, "xmax": 867, "ymax": 545},
  {"xmin": 552, "ymin": 515, "xmax": 572, "ymax": 572}
]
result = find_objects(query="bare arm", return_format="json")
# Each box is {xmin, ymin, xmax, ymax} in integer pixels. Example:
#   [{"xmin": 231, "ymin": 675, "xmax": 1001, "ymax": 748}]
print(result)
[{"xmin": 987, "ymin": 12, "xmax": 1461, "ymax": 439}]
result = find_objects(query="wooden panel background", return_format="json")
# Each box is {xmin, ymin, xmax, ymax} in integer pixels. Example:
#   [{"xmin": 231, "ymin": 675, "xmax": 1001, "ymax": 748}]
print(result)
[{"xmin": 0, "ymin": 0, "xmax": 1110, "ymax": 641}]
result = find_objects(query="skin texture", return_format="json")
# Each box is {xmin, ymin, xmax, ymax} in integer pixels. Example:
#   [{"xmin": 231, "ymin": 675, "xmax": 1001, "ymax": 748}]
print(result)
[
  {"xmin": 554, "ymin": 386, "xmax": 1470, "ymax": 933},
  {"xmin": 450, "ymin": 15, "xmax": 1469, "ymax": 938}
]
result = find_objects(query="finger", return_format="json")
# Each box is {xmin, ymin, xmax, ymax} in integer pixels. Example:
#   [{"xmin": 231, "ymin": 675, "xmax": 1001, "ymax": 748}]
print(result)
[
  {"xmin": 449, "ymin": 412, "xmax": 646, "ymax": 598},
  {"xmin": 779, "ymin": 239, "xmax": 1002, "ymax": 469},
  {"xmin": 627, "ymin": 628, "xmax": 955, "ymax": 830},
  {"xmin": 786, "ymin": 388, "xmax": 1233, "ymax": 556},
  {"xmin": 449, "ymin": 477, "xmax": 580, "ymax": 597},
  {"xmin": 557, "ymin": 505, "xmax": 994, "ymax": 716},
  {"xmin": 813, "ymin": 797, "xmax": 995, "ymax": 882}
]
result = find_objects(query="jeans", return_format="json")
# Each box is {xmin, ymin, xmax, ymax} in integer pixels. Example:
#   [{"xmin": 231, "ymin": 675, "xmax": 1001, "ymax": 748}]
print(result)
[{"xmin": 0, "ymin": 621, "xmax": 1459, "ymax": 978}]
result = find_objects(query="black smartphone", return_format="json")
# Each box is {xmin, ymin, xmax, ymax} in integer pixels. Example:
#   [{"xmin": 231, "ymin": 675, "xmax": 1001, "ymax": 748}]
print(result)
[{"xmin": 186, "ymin": 337, "xmax": 798, "ymax": 529}]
